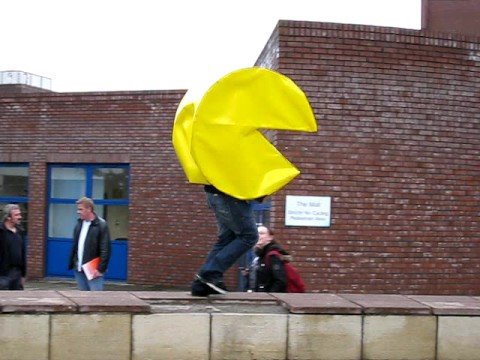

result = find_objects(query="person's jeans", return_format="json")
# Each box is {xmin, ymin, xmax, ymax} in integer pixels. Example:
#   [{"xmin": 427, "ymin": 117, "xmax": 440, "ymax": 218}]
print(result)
[
  {"xmin": 0, "ymin": 268, "xmax": 23, "ymax": 290},
  {"xmin": 8, "ymin": 268, "xmax": 24, "ymax": 290},
  {"xmin": 73, "ymin": 270, "xmax": 105, "ymax": 291},
  {"xmin": 199, "ymin": 192, "xmax": 259, "ymax": 282}
]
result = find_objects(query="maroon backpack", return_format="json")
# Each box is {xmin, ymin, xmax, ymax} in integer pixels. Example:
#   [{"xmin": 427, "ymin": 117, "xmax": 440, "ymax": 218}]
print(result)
[{"xmin": 266, "ymin": 250, "xmax": 306, "ymax": 293}]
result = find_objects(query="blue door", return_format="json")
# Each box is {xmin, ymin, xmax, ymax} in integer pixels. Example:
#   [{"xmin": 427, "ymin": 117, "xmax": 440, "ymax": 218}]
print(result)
[{"xmin": 46, "ymin": 165, "xmax": 129, "ymax": 280}]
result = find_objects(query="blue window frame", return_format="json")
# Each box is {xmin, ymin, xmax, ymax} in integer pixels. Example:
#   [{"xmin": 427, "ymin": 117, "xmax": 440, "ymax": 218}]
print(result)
[
  {"xmin": 0, "ymin": 163, "xmax": 29, "ymax": 234},
  {"xmin": 46, "ymin": 164, "xmax": 129, "ymax": 280},
  {"xmin": 252, "ymin": 199, "xmax": 271, "ymax": 226}
]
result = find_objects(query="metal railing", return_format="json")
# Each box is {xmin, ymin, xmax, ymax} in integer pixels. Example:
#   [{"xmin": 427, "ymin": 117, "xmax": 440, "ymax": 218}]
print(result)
[{"xmin": 0, "ymin": 70, "xmax": 52, "ymax": 90}]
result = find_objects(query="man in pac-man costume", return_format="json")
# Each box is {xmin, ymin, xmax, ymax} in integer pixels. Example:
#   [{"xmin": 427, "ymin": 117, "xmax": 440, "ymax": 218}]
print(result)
[
  {"xmin": 190, "ymin": 185, "xmax": 260, "ymax": 295},
  {"xmin": 172, "ymin": 67, "xmax": 317, "ymax": 295}
]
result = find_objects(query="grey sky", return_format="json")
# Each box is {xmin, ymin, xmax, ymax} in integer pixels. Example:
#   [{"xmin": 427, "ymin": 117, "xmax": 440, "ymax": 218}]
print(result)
[{"xmin": 2, "ymin": 0, "xmax": 421, "ymax": 92}]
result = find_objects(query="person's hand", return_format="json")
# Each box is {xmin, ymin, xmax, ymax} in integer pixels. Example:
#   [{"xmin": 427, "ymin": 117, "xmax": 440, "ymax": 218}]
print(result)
[
  {"xmin": 93, "ymin": 269, "xmax": 103, "ymax": 279},
  {"xmin": 21, "ymin": 277, "xmax": 26, "ymax": 286}
]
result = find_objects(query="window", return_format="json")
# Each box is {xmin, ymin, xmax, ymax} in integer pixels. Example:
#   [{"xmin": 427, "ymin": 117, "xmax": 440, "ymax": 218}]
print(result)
[
  {"xmin": 252, "ymin": 199, "xmax": 270, "ymax": 226},
  {"xmin": 46, "ymin": 164, "xmax": 130, "ymax": 279},
  {"xmin": 0, "ymin": 164, "xmax": 29, "ymax": 233},
  {"xmin": 48, "ymin": 164, "xmax": 129, "ymax": 241}
]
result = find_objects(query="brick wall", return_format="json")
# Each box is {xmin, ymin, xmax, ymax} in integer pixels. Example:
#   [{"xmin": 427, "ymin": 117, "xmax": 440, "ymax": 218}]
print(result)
[
  {"xmin": 0, "ymin": 90, "xmax": 224, "ymax": 288},
  {"xmin": 1, "ymin": 20, "xmax": 479, "ymax": 294},
  {"xmin": 422, "ymin": 0, "xmax": 480, "ymax": 37},
  {"xmin": 256, "ymin": 21, "xmax": 480, "ymax": 294}
]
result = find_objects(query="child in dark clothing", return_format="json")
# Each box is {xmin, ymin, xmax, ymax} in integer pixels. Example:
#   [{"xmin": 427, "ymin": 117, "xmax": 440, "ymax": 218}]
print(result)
[{"xmin": 253, "ymin": 226, "xmax": 290, "ymax": 293}]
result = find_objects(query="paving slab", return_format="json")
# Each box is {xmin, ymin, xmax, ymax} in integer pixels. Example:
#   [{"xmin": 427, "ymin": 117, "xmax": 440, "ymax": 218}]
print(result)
[
  {"xmin": 0, "ymin": 290, "xmax": 77, "ymax": 313},
  {"xmin": 209, "ymin": 292, "xmax": 286, "ymax": 314},
  {"xmin": 25, "ymin": 278, "xmax": 166, "ymax": 291},
  {"xmin": 340, "ymin": 293, "xmax": 432, "ymax": 315},
  {"xmin": 208, "ymin": 291, "xmax": 278, "ymax": 303},
  {"xmin": 408, "ymin": 295, "xmax": 480, "ymax": 315},
  {"xmin": 272, "ymin": 293, "xmax": 362, "ymax": 314},
  {"xmin": 136, "ymin": 291, "xmax": 285, "ymax": 314},
  {"xmin": 131, "ymin": 291, "xmax": 209, "ymax": 301},
  {"xmin": 132, "ymin": 291, "xmax": 277, "ymax": 302},
  {"xmin": 132, "ymin": 291, "xmax": 210, "ymax": 313},
  {"xmin": 58, "ymin": 290, "xmax": 150, "ymax": 313}
]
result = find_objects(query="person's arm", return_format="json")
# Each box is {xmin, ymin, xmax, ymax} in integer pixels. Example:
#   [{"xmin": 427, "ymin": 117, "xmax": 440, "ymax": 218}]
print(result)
[
  {"xmin": 96, "ymin": 220, "xmax": 111, "ymax": 274},
  {"xmin": 0, "ymin": 229, "xmax": 6, "ymax": 275},
  {"xmin": 21, "ymin": 231, "xmax": 27, "ymax": 282},
  {"xmin": 68, "ymin": 223, "xmax": 80, "ymax": 270},
  {"xmin": 268, "ymin": 255, "xmax": 288, "ymax": 292}
]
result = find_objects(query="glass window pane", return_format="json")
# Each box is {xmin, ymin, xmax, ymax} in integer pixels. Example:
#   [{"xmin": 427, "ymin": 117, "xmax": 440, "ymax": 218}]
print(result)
[
  {"xmin": 92, "ymin": 168, "xmax": 128, "ymax": 200},
  {"xmin": 95, "ymin": 205, "xmax": 128, "ymax": 241},
  {"xmin": 51, "ymin": 168, "xmax": 86, "ymax": 199},
  {"xmin": 0, "ymin": 166, "xmax": 28, "ymax": 197},
  {"xmin": 254, "ymin": 210, "xmax": 270, "ymax": 227},
  {"xmin": 48, "ymin": 203, "xmax": 77, "ymax": 238}
]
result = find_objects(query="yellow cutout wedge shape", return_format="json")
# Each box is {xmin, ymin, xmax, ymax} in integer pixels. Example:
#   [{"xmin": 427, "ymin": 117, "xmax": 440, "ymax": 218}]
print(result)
[{"xmin": 172, "ymin": 67, "xmax": 317, "ymax": 200}]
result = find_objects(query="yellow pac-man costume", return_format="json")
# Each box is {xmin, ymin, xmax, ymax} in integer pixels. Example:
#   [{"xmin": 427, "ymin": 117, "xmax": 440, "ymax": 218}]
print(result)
[{"xmin": 172, "ymin": 67, "xmax": 317, "ymax": 200}]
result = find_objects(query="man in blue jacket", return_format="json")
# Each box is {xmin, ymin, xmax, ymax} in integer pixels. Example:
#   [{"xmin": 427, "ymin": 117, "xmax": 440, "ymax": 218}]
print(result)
[{"xmin": 68, "ymin": 197, "xmax": 111, "ymax": 291}]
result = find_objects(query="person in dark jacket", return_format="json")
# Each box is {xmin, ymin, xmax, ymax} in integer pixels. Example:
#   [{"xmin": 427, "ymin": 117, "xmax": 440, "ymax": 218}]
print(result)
[
  {"xmin": 253, "ymin": 225, "xmax": 289, "ymax": 293},
  {"xmin": 68, "ymin": 197, "xmax": 111, "ymax": 291},
  {"xmin": 0, "ymin": 204, "xmax": 26, "ymax": 290}
]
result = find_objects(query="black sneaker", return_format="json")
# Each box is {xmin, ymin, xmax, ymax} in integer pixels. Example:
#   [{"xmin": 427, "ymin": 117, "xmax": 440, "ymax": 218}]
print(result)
[
  {"xmin": 195, "ymin": 274, "xmax": 228, "ymax": 295},
  {"xmin": 191, "ymin": 278, "xmax": 211, "ymax": 297}
]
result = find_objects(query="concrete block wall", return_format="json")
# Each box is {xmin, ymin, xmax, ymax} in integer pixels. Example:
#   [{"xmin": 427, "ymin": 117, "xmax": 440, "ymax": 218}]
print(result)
[
  {"xmin": 1, "ymin": 291, "xmax": 480, "ymax": 360},
  {"xmin": 133, "ymin": 313, "xmax": 210, "ymax": 359}
]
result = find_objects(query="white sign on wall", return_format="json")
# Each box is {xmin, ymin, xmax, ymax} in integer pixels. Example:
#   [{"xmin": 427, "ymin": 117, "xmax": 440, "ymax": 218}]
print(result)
[{"xmin": 285, "ymin": 195, "xmax": 331, "ymax": 227}]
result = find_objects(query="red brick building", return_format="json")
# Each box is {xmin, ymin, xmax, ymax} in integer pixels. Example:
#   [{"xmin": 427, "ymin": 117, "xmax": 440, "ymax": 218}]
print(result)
[
  {"xmin": 422, "ymin": 0, "xmax": 480, "ymax": 37},
  {"xmin": 1, "ymin": 15, "xmax": 479, "ymax": 294}
]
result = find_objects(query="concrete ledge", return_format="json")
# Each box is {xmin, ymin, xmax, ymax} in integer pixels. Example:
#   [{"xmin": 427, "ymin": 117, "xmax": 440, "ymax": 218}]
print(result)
[
  {"xmin": 1, "ymin": 291, "xmax": 480, "ymax": 359},
  {"xmin": 273, "ymin": 293, "xmax": 363, "ymax": 314},
  {"xmin": 341, "ymin": 293, "xmax": 432, "ymax": 315},
  {"xmin": 57, "ymin": 290, "xmax": 150, "ymax": 313},
  {"xmin": 0, "ymin": 290, "xmax": 76, "ymax": 313},
  {"xmin": 408, "ymin": 295, "xmax": 480, "ymax": 315}
]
